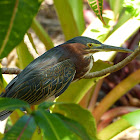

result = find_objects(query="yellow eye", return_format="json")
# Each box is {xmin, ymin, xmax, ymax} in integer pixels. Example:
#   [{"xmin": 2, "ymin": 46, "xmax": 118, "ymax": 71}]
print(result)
[{"xmin": 88, "ymin": 43, "xmax": 92, "ymax": 47}]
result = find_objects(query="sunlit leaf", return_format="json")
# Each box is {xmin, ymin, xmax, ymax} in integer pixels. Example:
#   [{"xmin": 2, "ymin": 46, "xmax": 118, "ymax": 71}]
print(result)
[{"xmin": 122, "ymin": 109, "xmax": 140, "ymax": 129}]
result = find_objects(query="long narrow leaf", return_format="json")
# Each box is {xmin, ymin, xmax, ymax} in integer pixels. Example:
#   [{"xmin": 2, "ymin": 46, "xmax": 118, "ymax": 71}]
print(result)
[
  {"xmin": 31, "ymin": 18, "xmax": 54, "ymax": 50},
  {"xmin": 16, "ymin": 40, "xmax": 34, "ymax": 69},
  {"xmin": 68, "ymin": 0, "xmax": 85, "ymax": 34},
  {"xmin": 54, "ymin": 0, "xmax": 79, "ymax": 40}
]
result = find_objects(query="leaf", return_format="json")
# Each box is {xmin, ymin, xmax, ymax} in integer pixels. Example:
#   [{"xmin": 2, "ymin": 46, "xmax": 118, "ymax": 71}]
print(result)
[
  {"xmin": 38, "ymin": 101, "xmax": 56, "ymax": 110},
  {"xmin": 0, "ymin": 98, "xmax": 30, "ymax": 111},
  {"xmin": 122, "ymin": 109, "xmax": 140, "ymax": 129},
  {"xmin": 31, "ymin": 127, "xmax": 43, "ymax": 140},
  {"xmin": 31, "ymin": 18, "xmax": 54, "ymax": 50},
  {"xmin": 56, "ymin": 60, "xmax": 112, "ymax": 103},
  {"xmin": 16, "ymin": 40, "xmax": 34, "ymax": 69},
  {"xmin": 88, "ymin": 0, "xmax": 105, "ymax": 24},
  {"xmin": 55, "ymin": 114, "xmax": 93, "ymax": 140},
  {"xmin": 10, "ymin": 109, "xmax": 25, "ymax": 125},
  {"xmin": 33, "ymin": 109, "xmax": 80, "ymax": 140},
  {"xmin": 3, "ymin": 115, "xmax": 36, "ymax": 140},
  {"xmin": 0, "ymin": 0, "xmax": 42, "ymax": 59},
  {"xmin": 109, "ymin": 0, "xmax": 124, "ymax": 19},
  {"xmin": 68, "ymin": 0, "xmax": 85, "ymax": 34},
  {"xmin": 53, "ymin": 0, "xmax": 79, "ymax": 40},
  {"xmin": 0, "ymin": 133, "xmax": 4, "ymax": 139},
  {"xmin": 98, "ymin": 118, "xmax": 131, "ymax": 140},
  {"xmin": 52, "ymin": 103, "xmax": 97, "ymax": 139}
]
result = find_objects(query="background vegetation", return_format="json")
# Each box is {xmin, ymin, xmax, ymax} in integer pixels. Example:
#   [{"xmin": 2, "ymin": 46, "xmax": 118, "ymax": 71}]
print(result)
[{"xmin": 0, "ymin": 0, "xmax": 140, "ymax": 139}]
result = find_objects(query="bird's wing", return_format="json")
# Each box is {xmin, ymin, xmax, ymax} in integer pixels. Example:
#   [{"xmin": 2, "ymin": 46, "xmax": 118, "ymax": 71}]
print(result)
[{"xmin": 1, "ymin": 59, "xmax": 75, "ymax": 105}]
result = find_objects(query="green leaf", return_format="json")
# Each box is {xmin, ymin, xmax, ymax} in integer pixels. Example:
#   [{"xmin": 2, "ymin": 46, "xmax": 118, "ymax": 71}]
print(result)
[
  {"xmin": 38, "ymin": 101, "xmax": 56, "ymax": 110},
  {"xmin": 0, "ymin": 0, "xmax": 42, "ymax": 59},
  {"xmin": 31, "ymin": 18, "xmax": 54, "ymax": 50},
  {"xmin": 31, "ymin": 127, "xmax": 42, "ymax": 140},
  {"xmin": 16, "ymin": 40, "xmax": 34, "ymax": 69},
  {"xmin": 109, "ymin": 0, "xmax": 124, "ymax": 19},
  {"xmin": 0, "ymin": 98, "xmax": 30, "ymax": 111},
  {"xmin": 52, "ymin": 103, "xmax": 97, "ymax": 139},
  {"xmin": 0, "ymin": 133, "xmax": 4, "ymax": 139},
  {"xmin": 122, "ymin": 109, "xmax": 140, "ymax": 130},
  {"xmin": 33, "ymin": 109, "xmax": 80, "ymax": 140},
  {"xmin": 55, "ymin": 113, "xmax": 93, "ymax": 140},
  {"xmin": 54, "ymin": 0, "xmax": 79, "ymax": 40},
  {"xmin": 68, "ymin": 0, "xmax": 85, "ymax": 34},
  {"xmin": 3, "ymin": 115, "xmax": 36, "ymax": 140},
  {"xmin": 88, "ymin": 0, "xmax": 105, "ymax": 24},
  {"xmin": 98, "ymin": 118, "xmax": 131, "ymax": 140}
]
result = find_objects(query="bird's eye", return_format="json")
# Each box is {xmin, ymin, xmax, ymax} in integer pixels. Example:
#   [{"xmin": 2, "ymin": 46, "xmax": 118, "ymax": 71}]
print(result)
[{"xmin": 87, "ymin": 43, "xmax": 92, "ymax": 48}]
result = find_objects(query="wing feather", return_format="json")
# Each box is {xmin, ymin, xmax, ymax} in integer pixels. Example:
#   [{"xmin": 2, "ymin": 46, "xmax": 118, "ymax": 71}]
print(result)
[{"xmin": 1, "ymin": 59, "xmax": 75, "ymax": 105}]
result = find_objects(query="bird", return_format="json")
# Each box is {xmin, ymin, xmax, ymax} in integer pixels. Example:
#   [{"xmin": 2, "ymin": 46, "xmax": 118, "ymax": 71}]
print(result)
[{"xmin": 0, "ymin": 36, "xmax": 133, "ymax": 121}]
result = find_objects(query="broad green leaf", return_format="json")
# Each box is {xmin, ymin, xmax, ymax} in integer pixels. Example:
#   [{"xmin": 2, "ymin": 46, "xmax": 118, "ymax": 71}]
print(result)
[
  {"xmin": 3, "ymin": 115, "xmax": 36, "ymax": 140},
  {"xmin": 0, "ymin": 98, "xmax": 29, "ymax": 111},
  {"xmin": 16, "ymin": 40, "xmax": 34, "ymax": 69},
  {"xmin": 52, "ymin": 103, "xmax": 97, "ymax": 139},
  {"xmin": 31, "ymin": 18, "xmax": 54, "ymax": 50},
  {"xmin": 122, "ymin": 109, "xmax": 140, "ymax": 129},
  {"xmin": 33, "ymin": 109, "xmax": 80, "ymax": 140},
  {"xmin": 0, "ymin": 0, "xmax": 42, "ymax": 59},
  {"xmin": 56, "ymin": 113, "xmax": 93, "ymax": 140},
  {"xmin": 54, "ymin": 0, "xmax": 79, "ymax": 40},
  {"xmin": 88, "ymin": 0, "xmax": 105, "ymax": 24}
]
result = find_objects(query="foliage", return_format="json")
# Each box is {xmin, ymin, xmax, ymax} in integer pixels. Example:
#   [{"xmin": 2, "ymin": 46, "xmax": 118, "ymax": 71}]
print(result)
[{"xmin": 0, "ymin": 0, "xmax": 140, "ymax": 139}]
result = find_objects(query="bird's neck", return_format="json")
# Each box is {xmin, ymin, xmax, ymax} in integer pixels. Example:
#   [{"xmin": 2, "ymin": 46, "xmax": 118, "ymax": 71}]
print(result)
[{"xmin": 59, "ymin": 43, "xmax": 94, "ymax": 80}]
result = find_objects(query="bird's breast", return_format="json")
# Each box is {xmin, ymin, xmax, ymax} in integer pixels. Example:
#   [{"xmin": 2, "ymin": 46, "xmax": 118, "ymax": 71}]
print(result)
[{"xmin": 73, "ymin": 55, "xmax": 93, "ymax": 80}]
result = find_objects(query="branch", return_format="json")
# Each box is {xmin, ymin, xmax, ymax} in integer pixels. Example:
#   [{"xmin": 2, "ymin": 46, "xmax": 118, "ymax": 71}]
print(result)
[
  {"xmin": 84, "ymin": 45, "xmax": 140, "ymax": 79},
  {"xmin": 1, "ymin": 68, "xmax": 21, "ymax": 74}
]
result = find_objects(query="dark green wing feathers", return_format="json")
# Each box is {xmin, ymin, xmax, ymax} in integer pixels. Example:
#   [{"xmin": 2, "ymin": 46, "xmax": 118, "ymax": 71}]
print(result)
[{"xmin": 1, "ymin": 59, "xmax": 75, "ymax": 104}]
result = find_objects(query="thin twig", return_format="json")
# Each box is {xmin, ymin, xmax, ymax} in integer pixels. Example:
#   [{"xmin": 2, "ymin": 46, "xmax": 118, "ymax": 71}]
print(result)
[
  {"xmin": 1, "ymin": 68, "xmax": 21, "ymax": 74},
  {"xmin": 84, "ymin": 46, "xmax": 140, "ymax": 79}
]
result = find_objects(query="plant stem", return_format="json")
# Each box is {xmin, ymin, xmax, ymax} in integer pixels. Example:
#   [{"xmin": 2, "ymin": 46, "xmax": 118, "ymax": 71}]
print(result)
[{"xmin": 93, "ymin": 69, "xmax": 140, "ymax": 123}]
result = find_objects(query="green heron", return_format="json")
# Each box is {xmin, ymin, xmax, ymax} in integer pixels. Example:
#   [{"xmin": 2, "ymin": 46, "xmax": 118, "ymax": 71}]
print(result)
[{"xmin": 0, "ymin": 36, "xmax": 132, "ymax": 120}]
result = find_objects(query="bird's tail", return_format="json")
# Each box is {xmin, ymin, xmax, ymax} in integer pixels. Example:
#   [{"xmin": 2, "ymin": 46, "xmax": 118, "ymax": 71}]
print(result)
[{"xmin": 0, "ymin": 110, "xmax": 13, "ymax": 121}]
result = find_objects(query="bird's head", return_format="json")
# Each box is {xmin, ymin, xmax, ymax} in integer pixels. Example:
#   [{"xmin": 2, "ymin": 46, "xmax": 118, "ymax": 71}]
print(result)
[{"xmin": 64, "ymin": 36, "xmax": 133, "ymax": 54}]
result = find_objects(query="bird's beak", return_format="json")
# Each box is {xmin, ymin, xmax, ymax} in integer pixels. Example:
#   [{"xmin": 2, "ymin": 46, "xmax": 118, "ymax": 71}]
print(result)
[{"xmin": 88, "ymin": 43, "xmax": 133, "ymax": 53}]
